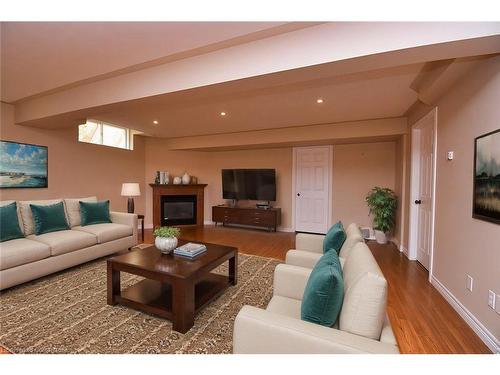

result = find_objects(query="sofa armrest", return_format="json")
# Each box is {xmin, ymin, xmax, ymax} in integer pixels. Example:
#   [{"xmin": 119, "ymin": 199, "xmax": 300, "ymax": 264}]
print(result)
[
  {"xmin": 273, "ymin": 264, "xmax": 312, "ymax": 301},
  {"xmin": 286, "ymin": 250, "xmax": 322, "ymax": 269},
  {"xmin": 110, "ymin": 212, "xmax": 138, "ymax": 241},
  {"xmin": 295, "ymin": 233, "xmax": 325, "ymax": 253},
  {"xmin": 233, "ymin": 306, "xmax": 399, "ymax": 354}
]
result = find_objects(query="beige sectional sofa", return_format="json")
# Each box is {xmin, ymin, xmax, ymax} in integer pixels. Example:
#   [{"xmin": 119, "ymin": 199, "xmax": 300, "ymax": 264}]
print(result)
[
  {"xmin": 0, "ymin": 197, "xmax": 138, "ymax": 290},
  {"xmin": 233, "ymin": 223, "xmax": 399, "ymax": 354}
]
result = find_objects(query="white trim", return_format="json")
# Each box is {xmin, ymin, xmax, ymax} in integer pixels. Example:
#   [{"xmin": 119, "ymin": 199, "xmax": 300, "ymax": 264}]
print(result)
[
  {"xmin": 400, "ymin": 244, "xmax": 409, "ymax": 256},
  {"xmin": 292, "ymin": 145, "xmax": 333, "ymax": 234},
  {"xmin": 431, "ymin": 275, "xmax": 499, "ymax": 353},
  {"xmin": 409, "ymin": 107, "xmax": 438, "ymax": 279}
]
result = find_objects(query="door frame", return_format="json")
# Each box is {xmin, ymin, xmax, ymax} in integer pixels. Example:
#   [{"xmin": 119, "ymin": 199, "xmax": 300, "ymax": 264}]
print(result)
[
  {"xmin": 409, "ymin": 107, "xmax": 438, "ymax": 281},
  {"xmin": 291, "ymin": 145, "xmax": 334, "ymax": 233}
]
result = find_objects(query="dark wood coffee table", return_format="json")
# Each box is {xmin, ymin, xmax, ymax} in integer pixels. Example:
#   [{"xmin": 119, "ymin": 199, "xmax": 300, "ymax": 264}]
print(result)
[{"xmin": 107, "ymin": 241, "xmax": 238, "ymax": 333}]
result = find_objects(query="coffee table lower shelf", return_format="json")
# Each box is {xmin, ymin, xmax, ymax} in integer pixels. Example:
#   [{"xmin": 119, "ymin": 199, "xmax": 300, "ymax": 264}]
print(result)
[{"xmin": 115, "ymin": 273, "xmax": 231, "ymax": 324}]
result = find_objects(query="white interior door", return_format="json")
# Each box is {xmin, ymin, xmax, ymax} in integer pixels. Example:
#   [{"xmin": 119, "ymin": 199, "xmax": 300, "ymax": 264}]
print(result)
[
  {"xmin": 413, "ymin": 112, "xmax": 436, "ymax": 270},
  {"xmin": 294, "ymin": 146, "xmax": 332, "ymax": 234}
]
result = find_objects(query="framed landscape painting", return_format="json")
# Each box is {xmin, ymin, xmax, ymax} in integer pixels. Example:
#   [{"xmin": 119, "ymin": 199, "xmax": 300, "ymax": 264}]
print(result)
[
  {"xmin": 0, "ymin": 140, "xmax": 48, "ymax": 188},
  {"xmin": 473, "ymin": 129, "xmax": 500, "ymax": 224}
]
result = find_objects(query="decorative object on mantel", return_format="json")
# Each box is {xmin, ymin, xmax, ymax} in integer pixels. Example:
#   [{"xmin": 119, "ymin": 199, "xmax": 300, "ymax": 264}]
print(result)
[
  {"xmin": 121, "ymin": 182, "xmax": 141, "ymax": 213},
  {"xmin": 155, "ymin": 171, "xmax": 161, "ymax": 185},
  {"xmin": 473, "ymin": 128, "xmax": 500, "ymax": 224},
  {"xmin": 153, "ymin": 226, "xmax": 180, "ymax": 254},
  {"xmin": 191, "ymin": 176, "xmax": 198, "ymax": 184},
  {"xmin": 181, "ymin": 172, "xmax": 191, "ymax": 184},
  {"xmin": 173, "ymin": 176, "xmax": 182, "ymax": 185},
  {"xmin": 159, "ymin": 171, "xmax": 170, "ymax": 184}
]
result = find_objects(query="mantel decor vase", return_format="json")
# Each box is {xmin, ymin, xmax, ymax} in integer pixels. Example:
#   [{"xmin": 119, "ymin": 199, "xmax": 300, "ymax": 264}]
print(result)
[{"xmin": 182, "ymin": 172, "xmax": 191, "ymax": 184}]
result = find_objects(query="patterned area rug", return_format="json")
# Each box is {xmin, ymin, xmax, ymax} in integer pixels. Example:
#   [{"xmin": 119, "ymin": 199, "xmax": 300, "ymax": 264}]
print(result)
[{"xmin": 0, "ymin": 252, "xmax": 280, "ymax": 354}]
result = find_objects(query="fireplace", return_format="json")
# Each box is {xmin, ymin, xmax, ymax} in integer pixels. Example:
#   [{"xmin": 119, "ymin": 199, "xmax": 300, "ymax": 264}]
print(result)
[
  {"xmin": 161, "ymin": 195, "xmax": 197, "ymax": 225},
  {"xmin": 150, "ymin": 183, "xmax": 207, "ymax": 228}
]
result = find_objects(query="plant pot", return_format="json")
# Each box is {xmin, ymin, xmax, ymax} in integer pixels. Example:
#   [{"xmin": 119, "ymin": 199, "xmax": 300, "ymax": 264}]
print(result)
[
  {"xmin": 374, "ymin": 230, "xmax": 388, "ymax": 244},
  {"xmin": 155, "ymin": 236, "xmax": 178, "ymax": 254}
]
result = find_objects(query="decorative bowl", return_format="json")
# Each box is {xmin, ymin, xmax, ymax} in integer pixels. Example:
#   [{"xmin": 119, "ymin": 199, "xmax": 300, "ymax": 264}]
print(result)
[{"xmin": 155, "ymin": 236, "xmax": 178, "ymax": 254}]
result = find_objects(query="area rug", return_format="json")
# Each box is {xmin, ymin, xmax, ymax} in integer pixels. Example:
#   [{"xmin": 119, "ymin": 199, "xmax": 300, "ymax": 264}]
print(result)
[{"xmin": 0, "ymin": 252, "xmax": 280, "ymax": 354}]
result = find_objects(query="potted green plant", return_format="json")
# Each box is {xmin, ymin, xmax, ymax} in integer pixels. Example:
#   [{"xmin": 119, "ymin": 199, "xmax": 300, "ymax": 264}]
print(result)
[
  {"xmin": 153, "ymin": 226, "xmax": 180, "ymax": 254},
  {"xmin": 365, "ymin": 187, "xmax": 397, "ymax": 244}
]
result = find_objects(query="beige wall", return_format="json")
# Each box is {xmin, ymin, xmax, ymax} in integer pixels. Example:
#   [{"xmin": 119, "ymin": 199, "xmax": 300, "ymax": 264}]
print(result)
[
  {"xmin": 145, "ymin": 138, "xmax": 398, "ymax": 232},
  {"xmin": 144, "ymin": 142, "xmax": 294, "ymax": 229},
  {"xmin": 0, "ymin": 103, "xmax": 146, "ymax": 214},
  {"xmin": 431, "ymin": 55, "xmax": 500, "ymax": 343},
  {"xmin": 332, "ymin": 142, "xmax": 397, "ymax": 229}
]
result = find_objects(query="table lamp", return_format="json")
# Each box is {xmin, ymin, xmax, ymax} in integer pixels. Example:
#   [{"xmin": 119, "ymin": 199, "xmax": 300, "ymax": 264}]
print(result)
[{"xmin": 121, "ymin": 183, "xmax": 141, "ymax": 213}]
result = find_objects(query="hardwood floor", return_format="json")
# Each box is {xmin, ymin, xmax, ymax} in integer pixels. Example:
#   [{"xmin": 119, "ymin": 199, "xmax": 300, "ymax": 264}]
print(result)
[{"xmin": 1, "ymin": 225, "xmax": 491, "ymax": 354}]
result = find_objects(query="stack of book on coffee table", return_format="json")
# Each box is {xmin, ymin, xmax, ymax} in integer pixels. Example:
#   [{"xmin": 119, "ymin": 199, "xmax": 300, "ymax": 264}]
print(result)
[{"xmin": 174, "ymin": 242, "xmax": 207, "ymax": 259}]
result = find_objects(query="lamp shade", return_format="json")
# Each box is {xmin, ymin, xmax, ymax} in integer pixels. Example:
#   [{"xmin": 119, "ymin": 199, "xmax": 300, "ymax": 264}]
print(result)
[{"xmin": 121, "ymin": 183, "xmax": 141, "ymax": 197}]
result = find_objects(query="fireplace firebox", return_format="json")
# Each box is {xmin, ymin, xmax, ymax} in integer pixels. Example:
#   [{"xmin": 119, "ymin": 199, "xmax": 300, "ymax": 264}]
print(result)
[{"xmin": 161, "ymin": 195, "xmax": 197, "ymax": 226}]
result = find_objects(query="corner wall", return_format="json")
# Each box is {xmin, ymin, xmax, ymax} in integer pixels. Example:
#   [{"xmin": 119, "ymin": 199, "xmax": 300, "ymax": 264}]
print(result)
[{"xmin": 0, "ymin": 103, "xmax": 146, "ymax": 214}]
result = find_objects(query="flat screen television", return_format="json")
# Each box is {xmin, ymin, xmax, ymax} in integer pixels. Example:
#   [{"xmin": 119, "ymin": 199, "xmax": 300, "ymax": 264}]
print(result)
[{"xmin": 222, "ymin": 169, "xmax": 276, "ymax": 201}]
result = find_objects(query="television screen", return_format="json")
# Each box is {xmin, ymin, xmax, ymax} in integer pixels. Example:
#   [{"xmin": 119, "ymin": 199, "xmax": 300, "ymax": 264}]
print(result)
[{"xmin": 222, "ymin": 169, "xmax": 276, "ymax": 201}]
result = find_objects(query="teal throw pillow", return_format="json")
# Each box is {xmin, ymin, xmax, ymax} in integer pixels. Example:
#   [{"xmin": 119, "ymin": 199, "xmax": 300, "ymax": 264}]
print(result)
[
  {"xmin": 323, "ymin": 221, "xmax": 346, "ymax": 254},
  {"xmin": 30, "ymin": 202, "xmax": 69, "ymax": 235},
  {"xmin": 301, "ymin": 250, "xmax": 344, "ymax": 326},
  {"xmin": 80, "ymin": 200, "xmax": 111, "ymax": 226},
  {"xmin": 0, "ymin": 202, "xmax": 24, "ymax": 242}
]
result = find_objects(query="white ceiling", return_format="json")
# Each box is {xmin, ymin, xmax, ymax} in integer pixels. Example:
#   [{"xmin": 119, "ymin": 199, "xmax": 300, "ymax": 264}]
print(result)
[
  {"xmin": 92, "ymin": 62, "xmax": 422, "ymax": 138},
  {"xmin": 1, "ymin": 22, "xmax": 312, "ymax": 102}
]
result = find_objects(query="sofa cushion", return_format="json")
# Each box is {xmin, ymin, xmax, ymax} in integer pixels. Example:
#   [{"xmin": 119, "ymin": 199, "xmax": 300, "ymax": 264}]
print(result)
[
  {"xmin": 0, "ymin": 200, "xmax": 25, "ymax": 235},
  {"xmin": 0, "ymin": 202, "xmax": 24, "ymax": 242},
  {"xmin": 64, "ymin": 196, "xmax": 97, "ymax": 227},
  {"xmin": 345, "ymin": 223, "xmax": 363, "ymax": 238},
  {"xmin": 267, "ymin": 295, "xmax": 302, "ymax": 319},
  {"xmin": 301, "ymin": 250, "xmax": 344, "ymax": 327},
  {"xmin": 73, "ymin": 223, "xmax": 133, "ymax": 244},
  {"xmin": 30, "ymin": 202, "xmax": 70, "ymax": 235},
  {"xmin": 80, "ymin": 200, "xmax": 111, "ymax": 226},
  {"xmin": 340, "ymin": 242, "xmax": 388, "ymax": 340},
  {"xmin": 0, "ymin": 238, "xmax": 51, "ymax": 270},
  {"xmin": 19, "ymin": 199, "xmax": 65, "ymax": 236},
  {"xmin": 339, "ymin": 232, "xmax": 364, "ymax": 260},
  {"xmin": 28, "ymin": 230, "xmax": 97, "ymax": 256},
  {"xmin": 323, "ymin": 221, "xmax": 346, "ymax": 254}
]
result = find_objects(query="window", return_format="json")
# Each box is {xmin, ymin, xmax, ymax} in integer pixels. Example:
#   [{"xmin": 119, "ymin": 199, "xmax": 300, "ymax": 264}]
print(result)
[{"xmin": 78, "ymin": 120, "xmax": 139, "ymax": 150}]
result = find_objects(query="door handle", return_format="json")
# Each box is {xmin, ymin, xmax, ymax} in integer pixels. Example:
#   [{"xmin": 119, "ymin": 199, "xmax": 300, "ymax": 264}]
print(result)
[
  {"xmin": 415, "ymin": 199, "xmax": 422, "ymax": 204},
  {"xmin": 297, "ymin": 193, "xmax": 301, "ymax": 197}
]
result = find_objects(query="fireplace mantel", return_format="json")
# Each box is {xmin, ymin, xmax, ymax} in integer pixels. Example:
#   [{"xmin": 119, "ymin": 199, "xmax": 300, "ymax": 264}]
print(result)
[{"xmin": 150, "ymin": 184, "xmax": 207, "ymax": 228}]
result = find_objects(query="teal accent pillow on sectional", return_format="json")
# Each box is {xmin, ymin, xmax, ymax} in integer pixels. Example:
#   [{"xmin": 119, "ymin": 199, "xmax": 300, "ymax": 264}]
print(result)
[
  {"xmin": 80, "ymin": 200, "xmax": 111, "ymax": 226},
  {"xmin": 30, "ymin": 202, "xmax": 69, "ymax": 235},
  {"xmin": 323, "ymin": 221, "xmax": 346, "ymax": 254},
  {"xmin": 0, "ymin": 202, "xmax": 24, "ymax": 242},
  {"xmin": 301, "ymin": 250, "xmax": 344, "ymax": 326}
]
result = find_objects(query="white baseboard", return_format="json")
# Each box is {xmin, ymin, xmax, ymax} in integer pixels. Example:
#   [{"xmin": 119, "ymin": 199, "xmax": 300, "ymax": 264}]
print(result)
[
  {"xmin": 431, "ymin": 275, "xmax": 499, "ymax": 353},
  {"xmin": 390, "ymin": 238, "xmax": 399, "ymax": 249}
]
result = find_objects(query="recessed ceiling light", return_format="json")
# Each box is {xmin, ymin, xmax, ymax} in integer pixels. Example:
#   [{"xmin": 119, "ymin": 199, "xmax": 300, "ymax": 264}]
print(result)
[
  {"xmin": 316, "ymin": 98, "xmax": 324, "ymax": 104},
  {"xmin": 153, "ymin": 120, "xmax": 159, "ymax": 125},
  {"xmin": 220, "ymin": 112, "xmax": 227, "ymax": 116}
]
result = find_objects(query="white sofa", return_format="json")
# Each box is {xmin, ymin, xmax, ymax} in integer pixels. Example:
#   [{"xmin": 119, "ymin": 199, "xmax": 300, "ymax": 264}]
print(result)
[
  {"xmin": 0, "ymin": 197, "xmax": 138, "ymax": 290},
  {"xmin": 233, "ymin": 224, "xmax": 399, "ymax": 354}
]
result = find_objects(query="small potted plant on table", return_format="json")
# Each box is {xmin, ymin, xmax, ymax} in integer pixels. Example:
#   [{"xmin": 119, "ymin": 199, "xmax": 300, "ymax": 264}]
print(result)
[
  {"xmin": 365, "ymin": 187, "xmax": 397, "ymax": 244},
  {"xmin": 153, "ymin": 226, "xmax": 180, "ymax": 254}
]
